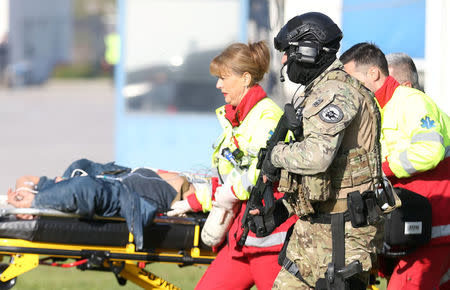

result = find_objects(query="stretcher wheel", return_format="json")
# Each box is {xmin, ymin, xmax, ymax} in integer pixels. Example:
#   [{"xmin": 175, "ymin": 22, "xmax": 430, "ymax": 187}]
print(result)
[{"xmin": 0, "ymin": 264, "xmax": 16, "ymax": 290}]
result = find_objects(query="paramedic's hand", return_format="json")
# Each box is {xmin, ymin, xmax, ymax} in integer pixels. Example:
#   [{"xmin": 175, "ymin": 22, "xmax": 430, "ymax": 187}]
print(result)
[
  {"xmin": 214, "ymin": 184, "xmax": 239, "ymax": 210},
  {"xmin": 167, "ymin": 200, "xmax": 192, "ymax": 217}
]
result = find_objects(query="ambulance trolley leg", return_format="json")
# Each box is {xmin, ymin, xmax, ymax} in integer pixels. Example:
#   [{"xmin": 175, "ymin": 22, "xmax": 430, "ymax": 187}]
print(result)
[
  {"xmin": 114, "ymin": 260, "xmax": 180, "ymax": 290},
  {"xmin": 0, "ymin": 253, "xmax": 39, "ymax": 289}
]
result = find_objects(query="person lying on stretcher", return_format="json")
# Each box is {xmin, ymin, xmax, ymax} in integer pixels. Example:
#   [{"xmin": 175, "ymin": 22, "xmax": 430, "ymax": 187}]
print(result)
[{"xmin": 5, "ymin": 158, "xmax": 206, "ymax": 249}]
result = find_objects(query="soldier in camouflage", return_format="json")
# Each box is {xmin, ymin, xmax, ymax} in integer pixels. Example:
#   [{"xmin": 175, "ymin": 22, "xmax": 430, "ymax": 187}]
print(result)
[{"xmin": 261, "ymin": 12, "xmax": 385, "ymax": 289}]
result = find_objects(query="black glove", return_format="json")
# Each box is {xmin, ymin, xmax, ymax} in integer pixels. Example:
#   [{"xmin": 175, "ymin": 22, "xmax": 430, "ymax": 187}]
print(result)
[
  {"xmin": 284, "ymin": 103, "xmax": 303, "ymax": 139},
  {"xmin": 261, "ymin": 150, "xmax": 279, "ymax": 182}
]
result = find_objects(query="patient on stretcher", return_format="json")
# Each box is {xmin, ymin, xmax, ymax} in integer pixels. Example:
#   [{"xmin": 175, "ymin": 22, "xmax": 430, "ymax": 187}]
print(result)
[{"xmin": 5, "ymin": 159, "xmax": 197, "ymax": 249}]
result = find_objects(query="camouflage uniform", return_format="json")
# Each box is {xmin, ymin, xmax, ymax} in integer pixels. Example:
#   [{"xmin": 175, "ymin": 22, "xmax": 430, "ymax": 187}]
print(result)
[{"xmin": 271, "ymin": 60, "xmax": 384, "ymax": 289}]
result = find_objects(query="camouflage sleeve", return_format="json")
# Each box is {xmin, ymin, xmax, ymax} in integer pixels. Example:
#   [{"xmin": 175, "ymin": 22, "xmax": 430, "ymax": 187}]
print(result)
[
  {"xmin": 271, "ymin": 131, "xmax": 343, "ymax": 175},
  {"xmin": 271, "ymin": 81, "xmax": 360, "ymax": 175}
]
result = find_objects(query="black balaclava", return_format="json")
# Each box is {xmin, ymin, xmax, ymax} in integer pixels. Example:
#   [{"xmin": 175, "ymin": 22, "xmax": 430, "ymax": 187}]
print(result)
[{"xmin": 286, "ymin": 48, "xmax": 337, "ymax": 86}]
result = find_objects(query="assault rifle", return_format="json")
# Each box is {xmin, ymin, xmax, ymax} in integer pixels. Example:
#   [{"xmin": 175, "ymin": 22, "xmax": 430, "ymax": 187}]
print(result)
[{"xmin": 238, "ymin": 104, "xmax": 301, "ymax": 246}]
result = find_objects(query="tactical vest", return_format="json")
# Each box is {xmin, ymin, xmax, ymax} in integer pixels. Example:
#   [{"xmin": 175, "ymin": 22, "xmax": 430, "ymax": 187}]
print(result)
[{"xmin": 326, "ymin": 69, "xmax": 383, "ymax": 199}]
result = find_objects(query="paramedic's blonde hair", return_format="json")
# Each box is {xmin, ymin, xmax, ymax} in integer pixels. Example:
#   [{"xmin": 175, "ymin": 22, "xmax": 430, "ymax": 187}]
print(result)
[{"xmin": 209, "ymin": 41, "xmax": 270, "ymax": 86}]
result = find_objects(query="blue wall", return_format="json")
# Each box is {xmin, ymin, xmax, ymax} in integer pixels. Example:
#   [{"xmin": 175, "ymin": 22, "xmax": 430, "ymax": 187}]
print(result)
[
  {"xmin": 115, "ymin": 114, "xmax": 220, "ymax": 171},
  {"xmin": 341, "ymin": 0, "xmax": 425, "ymax": 57}
]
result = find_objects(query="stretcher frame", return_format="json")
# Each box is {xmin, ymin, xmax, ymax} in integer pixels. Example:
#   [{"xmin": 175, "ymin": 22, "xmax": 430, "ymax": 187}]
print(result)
[{"xmin": 0, "ymin": 209, "xmax": 215, "ymax": 289}]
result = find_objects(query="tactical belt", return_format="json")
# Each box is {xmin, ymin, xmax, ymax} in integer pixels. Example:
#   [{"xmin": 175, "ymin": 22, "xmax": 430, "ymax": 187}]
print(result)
[
  {"xmin": 315, "ymin": 198, "xmax": 348, "ymax": 214},
  {"xmin": 301, "ymin": 211, "xmax": 351, "ymax": 224}
]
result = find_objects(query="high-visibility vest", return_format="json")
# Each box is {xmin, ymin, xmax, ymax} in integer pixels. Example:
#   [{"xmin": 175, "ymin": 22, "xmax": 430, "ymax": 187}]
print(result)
[
  {"xmin": 381, "ymin": 86, "xmax": 450, "ymax": 178},
  {"xmin": 104, "ymin": 33, "xmax": 120, "ymax": 66},
  {"xmin": 194, "ymin": 98, "xmax": 283, "ymax": 211}
]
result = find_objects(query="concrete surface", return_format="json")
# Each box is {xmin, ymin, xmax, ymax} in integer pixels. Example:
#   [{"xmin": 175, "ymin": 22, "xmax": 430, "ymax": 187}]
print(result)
[{"xmin": 0, "ymin": 79, "xmax": 115, "ymax": 192}]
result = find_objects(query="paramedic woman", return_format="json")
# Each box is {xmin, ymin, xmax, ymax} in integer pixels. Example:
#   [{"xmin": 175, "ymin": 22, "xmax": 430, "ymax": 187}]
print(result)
[{"xmin": 168, "ymin": 41, "xmax": 297, "ymax": 290}]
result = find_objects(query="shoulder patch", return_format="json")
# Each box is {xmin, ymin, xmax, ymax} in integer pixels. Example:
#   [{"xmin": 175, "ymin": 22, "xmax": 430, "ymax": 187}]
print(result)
[{"xmin": 319, "ymin": 104, "xmax": 344, "ymax": 123}]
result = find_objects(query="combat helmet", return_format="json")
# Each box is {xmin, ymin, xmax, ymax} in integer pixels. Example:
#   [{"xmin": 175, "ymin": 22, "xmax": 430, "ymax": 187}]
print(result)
[{"xmin": 274, "ymin": 12, "xmax": 342, "ymax": 65}]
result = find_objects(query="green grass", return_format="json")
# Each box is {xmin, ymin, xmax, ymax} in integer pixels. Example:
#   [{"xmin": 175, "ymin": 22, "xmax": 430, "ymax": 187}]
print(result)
[
  {"xmin": 12, "ymin": 262, "xmax": 207, "ymax": 290},
  {"xmin": 8, "ymin": 261, "xmax": 387, "ymax": 290}
]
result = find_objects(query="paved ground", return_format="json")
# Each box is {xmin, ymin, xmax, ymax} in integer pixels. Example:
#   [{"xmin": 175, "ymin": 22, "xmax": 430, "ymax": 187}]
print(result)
[{"xmin": 0, "ymin": 79, "xmax": 115, "ymax": 193}]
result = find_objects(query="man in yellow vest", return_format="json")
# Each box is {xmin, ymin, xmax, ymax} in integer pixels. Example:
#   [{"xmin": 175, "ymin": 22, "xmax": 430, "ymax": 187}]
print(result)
[
  {"xmin": 340, "ymin": 42, "xmax": 450, "ymax": 290},
  {"xmin": 103, "ymin": 32, "xmax": 120, "ymax": 76}
]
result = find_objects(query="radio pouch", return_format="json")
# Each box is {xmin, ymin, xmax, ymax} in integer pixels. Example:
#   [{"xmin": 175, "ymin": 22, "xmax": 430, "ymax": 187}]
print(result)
[{"xmin": 347, "ymin": 191, "xmax": 367, "ymax": 228}]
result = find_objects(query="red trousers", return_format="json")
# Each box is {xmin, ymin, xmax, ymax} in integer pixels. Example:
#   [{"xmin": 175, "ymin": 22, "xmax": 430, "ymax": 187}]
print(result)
[
  {"xmin": 195, "ymin": 245, "xmax": 281, "ymax": 290},
  {"xmin": 387, "ymin": 243, "xmax": 450, "ymax": 290}
]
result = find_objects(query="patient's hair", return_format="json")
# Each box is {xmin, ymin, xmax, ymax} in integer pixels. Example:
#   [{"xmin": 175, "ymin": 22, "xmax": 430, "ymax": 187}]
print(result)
[{"xmin": 209, "ymin": 41, "xmax": 270, "ymax": 86}]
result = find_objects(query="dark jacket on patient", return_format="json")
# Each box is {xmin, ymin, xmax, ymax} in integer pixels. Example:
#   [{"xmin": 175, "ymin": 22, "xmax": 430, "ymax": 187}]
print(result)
[{"xmin": 32, "ymin": 159, "xmax": 178, "ymax": 249}]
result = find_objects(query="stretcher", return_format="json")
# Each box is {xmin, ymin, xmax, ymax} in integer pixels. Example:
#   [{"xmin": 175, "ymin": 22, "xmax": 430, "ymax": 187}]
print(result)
[{"xmin": 0, "ymin": 207, "xmax": 215, "ymax": 289}]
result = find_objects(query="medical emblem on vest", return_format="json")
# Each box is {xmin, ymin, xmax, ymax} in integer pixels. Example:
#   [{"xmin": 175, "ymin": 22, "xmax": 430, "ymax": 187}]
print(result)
[
  {"xmin": 319, "ymin": 104, "xmax": 344, "ymax": 123},
  {"xmin": 404, "ymin": 221, "xmax": 423, "ymax": 235},
  {"xmin": 420, "ymin": 116, "xmax": 436, "ymax": 129}
]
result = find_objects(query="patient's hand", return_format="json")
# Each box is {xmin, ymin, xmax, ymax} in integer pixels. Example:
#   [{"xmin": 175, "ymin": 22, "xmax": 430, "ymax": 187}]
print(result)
[
  {"xmin": 14, "ymin": 213, "xmax": 34, "ymax": 220},
  {"xmin": 167, "ymin": 200, "xmax": 193, "ymax": 217},
  {"xmin": 7, "ymin": 188, "xmax": 35, "ymax": 208},
  {"xmin": 7, "ymin": 188, "xmax": 35, "ymax": 220}
]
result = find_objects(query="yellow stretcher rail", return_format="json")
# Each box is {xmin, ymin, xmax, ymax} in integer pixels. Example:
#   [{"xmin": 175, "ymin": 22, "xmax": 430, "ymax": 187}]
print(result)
[
  {"xmin": 0, "ymin": 214, "xmax": 215, "ymax": 289},
  {"xmin": 0, "ymin": 234, "xmax": 214, "ymax": 289}
]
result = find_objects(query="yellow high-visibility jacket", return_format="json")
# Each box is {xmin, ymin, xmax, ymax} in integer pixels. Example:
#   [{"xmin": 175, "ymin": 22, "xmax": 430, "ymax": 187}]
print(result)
[
  {"xmin": 194, "ymin": 95, "xmax": 284, "ymax": 212},
  {"xmin": 380, "ymin": 85, "xmax": 450, "ymax": 178}
]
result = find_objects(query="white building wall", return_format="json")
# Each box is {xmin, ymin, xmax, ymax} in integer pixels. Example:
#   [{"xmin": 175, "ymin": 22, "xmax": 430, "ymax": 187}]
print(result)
[
  {"xmin": 0, "ymin": 0, "xmax": 9, "ymax": 40},
  {"xmin": 425, "ymin": 0, "xmax": 450, "ymax": 114}
]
